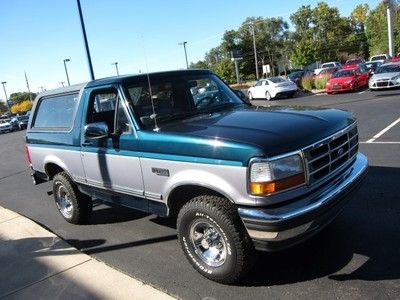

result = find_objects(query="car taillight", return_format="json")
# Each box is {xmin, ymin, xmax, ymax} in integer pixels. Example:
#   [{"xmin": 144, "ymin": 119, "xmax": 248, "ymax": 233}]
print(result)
[{"xmin": 25, "ymin": 144, "xmax": 32, "ymax": 165}]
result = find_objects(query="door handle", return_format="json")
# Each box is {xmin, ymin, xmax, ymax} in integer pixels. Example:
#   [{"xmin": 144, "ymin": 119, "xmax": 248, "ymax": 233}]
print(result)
[{"xmin": 82, "ymin": 141, "xmax": 93, "ymax": 147}]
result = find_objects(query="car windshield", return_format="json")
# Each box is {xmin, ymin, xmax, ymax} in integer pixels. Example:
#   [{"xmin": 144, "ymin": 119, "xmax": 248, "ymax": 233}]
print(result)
[
  {"xmin": 375, "ymin": 64, "xmax": 400, "ymax": 74},
  {"xmin": 333, "ymin": 70, "xmax": 355, "ymax": 78},
  {"xmin": 288, "ymin": 71, "xmax": 303, "ymax": 79},
  {"xmin": 17, "ymin": 116, "xmax": 29, "ymax": 121},
  {"xmin": 124, "ymin": 73, "xmax": 245, "ymax": 128},
  {"xmin": 268, "ymin": 77, "xmax": 286, "ymax": 83}
]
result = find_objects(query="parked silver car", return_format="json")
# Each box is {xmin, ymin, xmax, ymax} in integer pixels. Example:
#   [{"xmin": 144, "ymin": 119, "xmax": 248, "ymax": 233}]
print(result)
[
  {"xmin": 0, "ymin": 120, "xmax": 12, "ymax": 133},
  {"xmin": 369, "ymin": 62, "xmax": 400, "ymax": 90}
]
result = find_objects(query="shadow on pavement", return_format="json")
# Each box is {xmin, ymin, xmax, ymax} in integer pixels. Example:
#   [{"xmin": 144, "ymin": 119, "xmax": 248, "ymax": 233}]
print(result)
[
  {"xmin": 239, "ymin": 165, "xmax": 400, "ymax": 286},
  {"xmin": 89, "ymin": 201, "xmax": 149, "ymax": 225},
  {"xmin": 68, "ymin": 235, "xmax": 177, "ymax": 255}
]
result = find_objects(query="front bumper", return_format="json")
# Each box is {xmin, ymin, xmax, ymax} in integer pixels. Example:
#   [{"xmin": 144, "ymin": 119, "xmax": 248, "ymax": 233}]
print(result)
[
  {"xmin": 369, "ymin": 80, "xmax": 400, "ymax": 90},
  {"xmin": 238, "ymin": 153, "xmax": 368, "ymax": 251}
]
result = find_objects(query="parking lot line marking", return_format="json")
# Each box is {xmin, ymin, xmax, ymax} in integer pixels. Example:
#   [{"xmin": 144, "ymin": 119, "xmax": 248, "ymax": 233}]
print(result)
[
  {"xmin": 358, "ymin": 90, "xmax": 367, "ymax": 94},
  {"xmin": 360, "ymin": 141, "xmax": 400, "ymax": 144},
  {"xmin": 366, "ymin": 117, "xmax": 400, "ymax": 143}
]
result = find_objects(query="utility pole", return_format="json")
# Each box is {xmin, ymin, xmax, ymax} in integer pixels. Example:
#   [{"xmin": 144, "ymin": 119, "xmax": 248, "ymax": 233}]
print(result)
[
  {"xmin": 250, "ymin": 23, "xmax": 259, "ymax": 80},
  {"xmin": 383, "ymin": 0, "xmax": 395, "ymax": 57},
  {"xmin": 24, "ymin": 72, "xmax": 32, "ymax": 101},
  {"xmin": 77, "ymin": 0, "xmax": 95, "ymax": 80},
  {"xmin": 1, "ymin": 81, "xmax": 10, "ymax": 111},
  {"xmin": 179, "ymin": 41, "xmax": 189, "ymax": 69},
  {"xmin": 112, "ymin": 62, "xmax": 119, "ymax": 76},
  {"xmin": 63, "ymin": 59, "xmax": 71, "ymax": 86}
]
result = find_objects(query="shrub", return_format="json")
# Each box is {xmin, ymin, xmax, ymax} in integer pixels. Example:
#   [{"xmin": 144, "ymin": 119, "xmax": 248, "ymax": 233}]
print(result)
[
  {"xmin": 314, "ymin": 75, "xmax": 331, "ymax": 90},
  {"xmin": 301, "ymin": 75, "xmax": 314, "ymax": 91},
  {"xmin": 11, "ymin": 100, "xmax": 33, "ymax": 114}
]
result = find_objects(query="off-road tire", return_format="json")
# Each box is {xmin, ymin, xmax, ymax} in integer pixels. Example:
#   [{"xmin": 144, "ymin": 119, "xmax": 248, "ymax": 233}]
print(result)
[
  {"xmin": 177, "ymin": 195, "xmax": 255, "ymax": 284},
  {"xmin": 53, "ymin": 172, "xmax": 92, "ymax": 224}
]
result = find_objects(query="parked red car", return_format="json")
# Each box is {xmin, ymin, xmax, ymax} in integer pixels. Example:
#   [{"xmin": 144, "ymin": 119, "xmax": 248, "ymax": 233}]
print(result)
[
  {"xmin": 314, "ymin": 67, "xmax": 339, "ymax": 81},
  {"xmin": 325, "ymin": 67, "xmax": 369, "ymax": 93},
  {"xmin": 343, "ymin": 58, "xmax": 365, "ymax": 69}
]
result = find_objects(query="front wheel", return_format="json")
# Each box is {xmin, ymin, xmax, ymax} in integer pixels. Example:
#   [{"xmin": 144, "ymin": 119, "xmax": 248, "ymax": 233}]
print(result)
[
  {"xmin": 53, "ymin": 172, "xmax": 92, "ymax": 224},
  {"xmin": 177, "ymin": 195, "xmax": 255, "ymax": 284}
]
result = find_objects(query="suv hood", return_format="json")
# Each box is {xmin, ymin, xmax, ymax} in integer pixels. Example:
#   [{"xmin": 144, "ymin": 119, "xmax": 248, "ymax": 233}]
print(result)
[{"xmin": 159, "ymin": 106, "xmax": 355, "ymax": 157}]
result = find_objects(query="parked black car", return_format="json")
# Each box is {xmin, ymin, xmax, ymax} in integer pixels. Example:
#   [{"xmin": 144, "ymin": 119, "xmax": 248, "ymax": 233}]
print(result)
[{"xmin": 288, "ymin": 70, "xmax": 313, "ymax": 88}]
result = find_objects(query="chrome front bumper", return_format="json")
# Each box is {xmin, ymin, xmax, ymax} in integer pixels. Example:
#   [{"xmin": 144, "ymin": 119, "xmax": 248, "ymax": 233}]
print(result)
[{"xmin": 238, "ymin": 153, "xmax": 368, "ymax": 251}]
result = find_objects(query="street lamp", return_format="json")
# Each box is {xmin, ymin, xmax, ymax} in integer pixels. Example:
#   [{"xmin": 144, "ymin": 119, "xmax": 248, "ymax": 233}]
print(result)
[
  {"xmin": 63, "ymin": 59, "xmax": 71, "ymax": 86},
  {"xmin": 178, "ymin": 41, "xmax": 189, "ymax": 69},
  {"xmin": 250, "ymin": 23, "xmax": 259, "ymax": 80},
  {"xmin": 1, "ymin": 81, "xmax": 10, "ymax": 111},
  {"xmin": 112, "ymin": 62, "xmax": 119, "ymax": 76},
  {"xmin": 383, "ymin": 0, "xmax": 395, "ymax": 57}
]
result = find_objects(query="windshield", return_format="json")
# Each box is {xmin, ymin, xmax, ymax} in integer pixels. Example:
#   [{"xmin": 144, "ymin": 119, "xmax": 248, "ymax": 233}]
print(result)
[
  {"xmin": 288, "ymin": 71, "xmax": 303, "ymax": 79},
  {"xmin": 268, "ymin": 77, "xmax": 285, "ymax": 83},
  {"xmin": 124, "ymin": 73, "xmax": 244, "ymax": 128},
  {"xmin": 375, "ymin": 64, "xmax": 400, "ymax": 74},
  {"xmin": 332, "ymin": 70, "xmax": 355, "ymax": 78}
]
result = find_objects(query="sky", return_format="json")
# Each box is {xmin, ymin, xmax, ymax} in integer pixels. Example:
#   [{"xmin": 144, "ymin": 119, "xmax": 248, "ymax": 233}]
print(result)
[{"xmin": 0, "ymin": 0, "xmax": 380, "ymax": 99}]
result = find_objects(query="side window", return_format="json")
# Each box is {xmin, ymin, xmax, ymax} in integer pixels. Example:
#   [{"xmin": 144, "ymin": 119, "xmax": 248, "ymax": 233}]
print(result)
[
  {"xmin": 87, "ymin": 89, "xmax": 130, "ymax": 134},
  {"xmin": 255, "ymin": 81, "xmax": 262, "ymax": 87},
  {"xmin": 33, "ymin": 93, "xmax": 78, "ymax": 129}
]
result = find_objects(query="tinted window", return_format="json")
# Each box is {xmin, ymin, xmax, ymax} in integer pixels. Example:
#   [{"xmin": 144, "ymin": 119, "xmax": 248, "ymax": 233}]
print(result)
[
  {"xmin": 375, "ymin": 64, "xmax": 400, "ymax": 74},
  {"xmin": 268, "ymin": 77, "xmax": 285, "ymax": 83},
  {"xmin": 333, "ymin": 70, "xmax": 355, "ymax": 78},
  {"xmin": 33, "ymin": 93, "xmax": 78, "ymax": 129}
]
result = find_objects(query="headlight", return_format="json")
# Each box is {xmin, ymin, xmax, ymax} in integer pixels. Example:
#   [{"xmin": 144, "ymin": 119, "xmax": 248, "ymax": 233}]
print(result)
[
  {"xmin": 249, "ymin": 154, "xmax": 305, "ymax": 195},
  {"xmin": 344, "ymin": 80, "xmax": 353, "ymax": 84},
  {"xmin": 391, "ymin": 75, "xmax": 400, "ymax": 81}
]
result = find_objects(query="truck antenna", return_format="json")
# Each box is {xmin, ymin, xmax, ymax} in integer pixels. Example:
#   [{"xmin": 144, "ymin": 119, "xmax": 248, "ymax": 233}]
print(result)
[{"xmin": 141, "ymin": 35, "xmax": 159, "ymax": 131}]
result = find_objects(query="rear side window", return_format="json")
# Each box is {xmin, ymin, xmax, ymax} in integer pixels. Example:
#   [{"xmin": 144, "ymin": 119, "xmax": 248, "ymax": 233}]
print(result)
[{"xmin": 33, "ymin": 93, "xmax": 78, "ymax": 129}]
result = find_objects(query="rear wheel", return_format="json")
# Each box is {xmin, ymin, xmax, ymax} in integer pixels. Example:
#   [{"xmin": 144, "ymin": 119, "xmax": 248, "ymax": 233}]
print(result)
[
  {"xmin": 53, "ymin": 172, "xmax": 92, "ymax": 224},
  {"xmin": 177, "ymin": 195, "xmax": 255, "ymax": 284}
]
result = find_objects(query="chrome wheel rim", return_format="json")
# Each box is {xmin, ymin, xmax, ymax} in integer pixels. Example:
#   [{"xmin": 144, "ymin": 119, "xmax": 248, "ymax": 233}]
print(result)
[
  {"xmin": 55, "ymin": 182, "xmax": 73, "ymax": 219},
  {"xmin": 189, "ymin": 220, "xmax": 227, "ymax": 267}
]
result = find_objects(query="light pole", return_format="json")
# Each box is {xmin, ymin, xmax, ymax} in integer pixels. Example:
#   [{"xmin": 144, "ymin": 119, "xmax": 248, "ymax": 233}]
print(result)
[
  {"xmin": 1, "ymin": 81, "xmax": 10, "ymax": 111},
  {"xmin": 179, "ymin": 41, "xmax": 189, "ymax": 69},
  {"xmin": 383, "ymin": 0, "xmax": 395, "ymax": 57},
  {"xmin": 63, "ymin": 59, "xmax": 71, "ymax": 86},
  {"xmin": 250, "ymin": 23, "xmax": 259, "ymax": 80},
  {"xmin": 77, "ymin": 0, "xmax": 95, "ymax": 80},
  {"xmin": 112, "ymin": 62, "xmax": 119, "ymax": 76}
]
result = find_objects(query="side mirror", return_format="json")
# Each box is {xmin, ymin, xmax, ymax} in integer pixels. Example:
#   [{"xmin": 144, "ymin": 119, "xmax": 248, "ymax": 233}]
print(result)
[
  {"xmin": 85, "ymin": 122, "xmax": 109, "ymax": 139},
  {"xmin": 233, "ymin": 89, "xmax": 247, "ymax": 101}
]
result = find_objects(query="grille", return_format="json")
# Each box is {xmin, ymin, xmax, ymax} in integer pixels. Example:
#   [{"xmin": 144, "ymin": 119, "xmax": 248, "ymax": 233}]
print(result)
[
  {"xmin": 376, "ymin": 81, "xmax": 389, "ymax": 87},
  {"xmin": 304, "ymin": 125, "xmax": 358, "ymax": 184}
]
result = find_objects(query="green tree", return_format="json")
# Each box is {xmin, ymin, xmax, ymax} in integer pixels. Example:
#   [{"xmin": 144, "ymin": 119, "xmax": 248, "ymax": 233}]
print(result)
[
  {"xmin": 0, "ymin": 101, "xmax": 8, "ymax": 113},
  {"xmin": 9, "ymin": 92, "xmax": 36, "ymax": 106},
  {"xmin": 365, "ymin": 2, "xmax": 400, "ymax": 56}
]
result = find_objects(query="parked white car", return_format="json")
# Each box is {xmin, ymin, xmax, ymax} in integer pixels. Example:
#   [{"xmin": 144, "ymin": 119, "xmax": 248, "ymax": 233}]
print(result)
[
  {"xmin": 247, "ymin": 77, "xmax": 298, "ymax": 101},
  {"xmin": 369, "ymin": 62, "xmax": 400, "ymax": 90},
  {"xmin": 0, "ymin": 120, "xmax": 12, "ymax": 133},
  {"xmin": 314, "ymin": 61, "xmax": 342, "ymax": 75},
  {"xmin": 370, "ymin": 54, "xmax": 390, "ymax": 64}
]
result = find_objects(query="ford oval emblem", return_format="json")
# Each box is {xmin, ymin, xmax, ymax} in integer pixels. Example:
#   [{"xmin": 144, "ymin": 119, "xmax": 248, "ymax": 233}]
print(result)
[{"xmin": 337, "ymin": 148, "xmax": 344, "ymax": 156}]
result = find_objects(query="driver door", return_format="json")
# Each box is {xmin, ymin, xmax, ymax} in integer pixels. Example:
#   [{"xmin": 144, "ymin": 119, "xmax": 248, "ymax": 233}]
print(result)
[{"xmin": 80, "ymin": 86, "xmax": 146, "ymax": 209}]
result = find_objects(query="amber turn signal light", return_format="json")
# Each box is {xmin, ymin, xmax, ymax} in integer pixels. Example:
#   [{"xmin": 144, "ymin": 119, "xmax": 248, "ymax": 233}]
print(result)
[{"xmin": 250, "ymin": 173, "xmax": 305, "ymax": 195}]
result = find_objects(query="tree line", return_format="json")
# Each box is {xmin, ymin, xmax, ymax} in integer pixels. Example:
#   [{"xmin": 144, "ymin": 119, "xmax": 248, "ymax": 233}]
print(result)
[{"xmin": 191, "ymin": 2, "xmax": 400, "ymax": 83}]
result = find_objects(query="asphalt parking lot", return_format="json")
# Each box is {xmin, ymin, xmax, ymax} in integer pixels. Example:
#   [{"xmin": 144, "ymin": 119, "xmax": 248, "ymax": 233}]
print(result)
[{"xmin": 0, "ymin": 89, "xmax": 399, "ymax": 299}]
